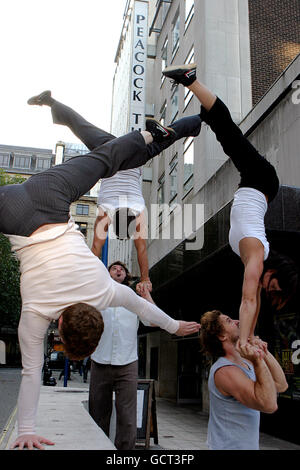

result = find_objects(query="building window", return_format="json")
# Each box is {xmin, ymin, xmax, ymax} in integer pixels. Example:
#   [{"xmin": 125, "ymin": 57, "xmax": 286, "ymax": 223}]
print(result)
[
  {"xmin": 161, "ymin": 1, "xmax": 170, "ymax": 25},
  {"xmin": 157, "ymin": 173, "xmax": 165, "ymax": 225},
  {"xmin": 160, "ymin": 100, "xmax": 167, "ymax": 126},
  {"xmin": 36, "ymin": 158, "xmax": 51, "ymax": 171},
  {"xmin": 171, "ymin": 10, "xmax": 180, "ymax": 59},
  {"xmin": 161, "ymin": 36, "xmax": 168, "ymax": 84},
  {"xmin": 183, "ymin": 137, "xmax": 194, "ymax": 197},
  {"xmin": 13, "ymin": 155, "xmax": 31, "ymax": 169},
  {"xmin": 169, "ymin": 154, "xmax": 178, "ymax": 204},
  {"xmin": 157, "ymin": 173, "xmax": 165, "ymax": 206},
  {"xmin": 185, "ymin": 0, "xmax": 194, "ymax": 31},
  {"xmin": 170, "ymin": 85, "xmax": 179, "ymax": 123},
  {"xmin": 184, "ymin": 46, "xmax": 195, "ymax": 109},
  {"xmin": 0, "ymin": 153, "xmax": 10, "ymax": 167},
  {"xmin": 76, "ymin": 222, "xmax": 87, "ymax": 237},
  {"xmin": 76, "ymin": 204, "xmax": 89, "ymax": 216}
]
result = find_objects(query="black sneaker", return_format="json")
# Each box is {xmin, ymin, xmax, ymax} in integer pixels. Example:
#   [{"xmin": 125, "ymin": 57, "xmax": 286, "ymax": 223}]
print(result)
[
  {"xmin": 146, "ymin": 118, "xmax": 176, "ymax": 143},
  {"xmin": 27, "ymin": 90, "xmax": 52, "ymax": 106},
  {"xmin": 162, "ymin": 63, "xmax": 197, "ymax": 87}
]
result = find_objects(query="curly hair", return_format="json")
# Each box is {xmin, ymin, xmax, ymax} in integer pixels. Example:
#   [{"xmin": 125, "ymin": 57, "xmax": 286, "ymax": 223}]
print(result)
[
  {"xmin": 200, "ymin": 310, "xmax": 225, "ymax": 358},
  {"xmin": 59, "ymin": 303, "xmax": 104, "ymax": 360}
]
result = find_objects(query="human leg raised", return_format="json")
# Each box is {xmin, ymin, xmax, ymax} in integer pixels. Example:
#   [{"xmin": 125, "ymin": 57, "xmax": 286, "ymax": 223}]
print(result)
[
  {"xmin": 28, "ymin": 90, "xmax": 116, "ymax": 150},
  {"xmin": 162, "ymin": 64, "xmax": 279, "ymax": 202}
]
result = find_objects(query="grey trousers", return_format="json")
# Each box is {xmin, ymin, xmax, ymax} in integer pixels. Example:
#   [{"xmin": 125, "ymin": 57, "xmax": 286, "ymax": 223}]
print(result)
[
  {"xmin": 0, "ymin": 116, "xmax": 148, "ymax": 236},
  {"xmin": 89, "ymin": 359, "xmax": 138, "ymax": 450}
]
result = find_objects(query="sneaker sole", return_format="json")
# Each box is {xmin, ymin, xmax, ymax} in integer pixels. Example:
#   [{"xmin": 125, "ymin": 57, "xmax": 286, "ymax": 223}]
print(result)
[
  {"xmin": 146, "ymin": 118, "xmax": 175, "ymax": 138},
  {"xmin": 163, "ymin": 63, "xmax": 197, "ymax": 73}
]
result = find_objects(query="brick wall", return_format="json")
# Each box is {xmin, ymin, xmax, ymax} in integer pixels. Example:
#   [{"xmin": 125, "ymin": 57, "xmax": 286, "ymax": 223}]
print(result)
[{"xmin": 248, "ymin": 0, "xmax": 300, "ymax": 104}]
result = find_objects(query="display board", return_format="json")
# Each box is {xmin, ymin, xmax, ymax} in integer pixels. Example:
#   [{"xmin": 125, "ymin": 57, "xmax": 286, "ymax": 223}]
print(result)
[{"xmin": 136, "ymin": 379, "xmax": 158, "ymax": 449}]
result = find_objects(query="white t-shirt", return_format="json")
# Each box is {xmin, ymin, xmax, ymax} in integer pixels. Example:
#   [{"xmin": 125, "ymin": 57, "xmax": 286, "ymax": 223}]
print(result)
[
  {"xmin": 229, "ymin": 187, "xmax": 269, "ymax": 260},
  {"xmin": 97, "ymin": 167, "xmax": 145, "ymax": 218}
]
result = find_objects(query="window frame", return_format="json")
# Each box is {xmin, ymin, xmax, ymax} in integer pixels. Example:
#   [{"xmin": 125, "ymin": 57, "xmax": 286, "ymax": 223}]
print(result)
[
  {"xmin": 182, "ymin": 137, "xmax": 194, "ymax": 198},
  {"xmin": 171, "ymin": 10, "xmax": 180, "ymax": 60},
  {"xmin": 13, "ymin": 155, "xmax": 31, "ymax": 170},
  {"xmin": 76, "ymin": 203, "xmax": 89, "ymax": 216},
  {"xmin": 185, "ymin": 0, "xmax": 194, "ymax": 32},
  {"xmin": 169, "ymin": 153, "xmax": 178, "ymax": 204}
]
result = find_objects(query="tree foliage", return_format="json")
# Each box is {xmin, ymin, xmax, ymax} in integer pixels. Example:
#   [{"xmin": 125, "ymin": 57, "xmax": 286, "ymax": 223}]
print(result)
[{"xmin": 0, "ymin": 169, "xmax": 26, "ymax": 329}]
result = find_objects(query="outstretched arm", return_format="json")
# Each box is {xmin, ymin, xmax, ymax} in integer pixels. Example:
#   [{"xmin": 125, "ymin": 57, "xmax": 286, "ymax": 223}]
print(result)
[
  {"xmin": 110, "ymin": 280, "xmax": 200, "ymax": 337},
  {"xmin": 11, "ymin": 311, "xmax": 55, "ymax": 450}
]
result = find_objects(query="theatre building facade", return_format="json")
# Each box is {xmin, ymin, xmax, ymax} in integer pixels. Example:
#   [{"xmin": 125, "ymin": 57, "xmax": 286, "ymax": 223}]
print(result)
[{"xmin": 109, "ymin": 1, "xmax": 300, "ymax": 443}]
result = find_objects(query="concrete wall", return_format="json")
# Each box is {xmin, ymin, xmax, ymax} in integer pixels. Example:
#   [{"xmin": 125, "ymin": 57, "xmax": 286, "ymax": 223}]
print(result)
[
  {"xmin": 146, "ymin": 331, "xmax": 178, "ymax": 398},
  {"xmin": 135, "ymin": 0, "xmax": 252, "ymax": 276}
]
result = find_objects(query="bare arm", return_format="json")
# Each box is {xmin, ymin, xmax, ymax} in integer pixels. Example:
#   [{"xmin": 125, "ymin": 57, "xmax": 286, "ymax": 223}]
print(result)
[
  {"xmin": 134, "ymin": 237, "xmax": 152, "ymax": 289},
  {"xmin": 250, "ymin": 337, "xmax": 288, "ymax": 393},
  {"xmin": 91, "ymin": 214, "xmax": 110, "ymax": 257},
  {"xmin": 215, "ymin": 344, "xmax": 278, "ymax": 413},
  {"xmin": 239, "ymin": 239, "xmax": 265, "ymax": 345},
  {"xmin": 250, "ymin": 285, "xmax": 262, "ymax": 338},
  {"xmin": 134, "ymin": 211, "xmax": 152, "ymax": 292}
]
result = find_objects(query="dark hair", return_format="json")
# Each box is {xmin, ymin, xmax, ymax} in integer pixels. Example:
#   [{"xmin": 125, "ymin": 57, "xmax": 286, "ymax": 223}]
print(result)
[
  {"xmin": 108, "ymin": 260, "xmax": 132, "ymax": 286},
  {"xmin": 114, "ymin": 208, "xmax": 136, "ymax": 239},
  {"xmin": 262, "ymin": 251, "xmax": 299, "ymax": 309},
  {"xmin": 60, "ymin": 303, "xmax": 104, "ymax": 360},
  {"xmin": 200, "ymin": 310, "xmax": 225, "ymax": 358}
]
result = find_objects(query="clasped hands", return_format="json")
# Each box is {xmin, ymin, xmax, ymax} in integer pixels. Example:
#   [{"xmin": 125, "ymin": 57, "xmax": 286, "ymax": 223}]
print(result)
[{"xmin": 236, "ymin": 336, "xmax": 268, "ymax": 362}]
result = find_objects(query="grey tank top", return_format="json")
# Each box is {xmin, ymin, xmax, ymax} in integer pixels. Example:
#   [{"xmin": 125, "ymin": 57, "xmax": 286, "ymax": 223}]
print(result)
[{"xmin": 207, "ymin": 357, "xmax": 260, "ymax": 450}]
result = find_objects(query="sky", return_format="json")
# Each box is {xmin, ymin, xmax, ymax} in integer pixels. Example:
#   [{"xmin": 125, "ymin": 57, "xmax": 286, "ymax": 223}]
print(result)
[{"xmin": 0, "ymin": 0, "xmax": 127, "ymax": 151}]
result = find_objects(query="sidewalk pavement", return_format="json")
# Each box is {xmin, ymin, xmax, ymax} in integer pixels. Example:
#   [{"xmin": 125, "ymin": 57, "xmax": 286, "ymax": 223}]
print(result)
[{"xmin": 4, "ymin": 369, "xmax": 300, "ymax": 451}]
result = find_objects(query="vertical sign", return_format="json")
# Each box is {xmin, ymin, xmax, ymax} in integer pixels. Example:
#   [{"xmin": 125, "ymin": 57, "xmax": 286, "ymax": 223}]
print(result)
[{"xmin": 130, "ymin": 1, "xmax": 148, "ymax": 132}]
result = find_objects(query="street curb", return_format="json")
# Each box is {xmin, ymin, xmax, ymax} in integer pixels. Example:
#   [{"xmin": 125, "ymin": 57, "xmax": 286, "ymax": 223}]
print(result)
[{"xmin": 0, "ymin": 406, "xmax": 17, "ymax": 450}]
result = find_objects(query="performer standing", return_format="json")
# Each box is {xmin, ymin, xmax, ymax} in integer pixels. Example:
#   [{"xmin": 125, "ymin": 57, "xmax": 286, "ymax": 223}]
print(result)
[
  {"xmin": 200, "ymin": 310, "xmax": 287, "ymax": 450},
  {"xmin": 89, "ymin": 261, "xmax": 154, "ymax": 450}
]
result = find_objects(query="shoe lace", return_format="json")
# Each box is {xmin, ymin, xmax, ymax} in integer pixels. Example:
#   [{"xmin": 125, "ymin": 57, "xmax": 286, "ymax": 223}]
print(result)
[{"xmin": 170, "ymin": 79, "xmax": 179, "ymax": 90}]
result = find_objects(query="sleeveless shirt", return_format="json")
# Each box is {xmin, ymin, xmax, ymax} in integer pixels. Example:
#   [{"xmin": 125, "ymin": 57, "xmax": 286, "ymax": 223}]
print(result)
[{"xmin": 207, "ymin": 356, "xmax": 260, "ymax": 450}]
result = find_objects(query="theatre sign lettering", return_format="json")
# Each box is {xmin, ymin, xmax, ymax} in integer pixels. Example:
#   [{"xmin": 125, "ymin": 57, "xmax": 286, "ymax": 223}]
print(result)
[{"xmin": 130, "ymin": 1, "xmax": 148, "ymax": 132}]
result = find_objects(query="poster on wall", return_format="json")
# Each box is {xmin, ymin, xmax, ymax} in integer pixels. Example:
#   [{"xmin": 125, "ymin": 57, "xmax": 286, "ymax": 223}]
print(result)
[{"xmin": 273, "ymin": 310, "xmax": 300, "ymax": 400}]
